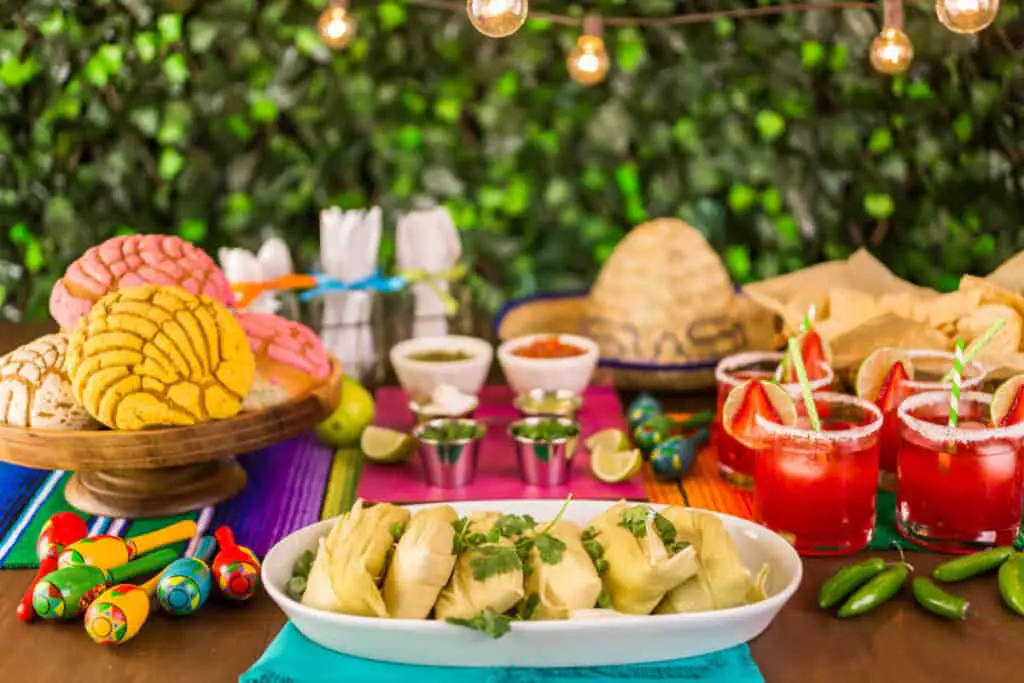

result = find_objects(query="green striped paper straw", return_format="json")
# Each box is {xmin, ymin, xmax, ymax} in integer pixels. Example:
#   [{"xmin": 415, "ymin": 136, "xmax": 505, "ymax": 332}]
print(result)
[
  {"xmin": 802, "ymin": 304, "xmax": 816, "ymax": 332},
  {"xmin": 941, "ymin": 318, "xmax": 1006, "ymax": 382},
  {"xmin": 787, "ymin": 337, "xmax": 822, "ymax": 432},
  {"xmin": 948, "ymin": 340, "xmax": 965, "ymax": 429}
]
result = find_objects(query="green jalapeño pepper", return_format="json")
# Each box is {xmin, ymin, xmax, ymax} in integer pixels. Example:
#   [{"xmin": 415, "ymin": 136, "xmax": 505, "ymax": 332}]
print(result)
[
  {"xmin": 818, "ymin": 557, "xmax": 887, "ymax": 609},
  {"xmin": 912, "ymin": 577, "xmax": 969, "ymax": 620},
  {"xmin": 837, "ymin": 564, "xmax": 910, "ymax": 618},
  {"xmin": 932, "ymin": 546, "xmax": 1012, "ymax": 583},
  {"xmin": 997, "ymin": 553, "xmax": 1024, "ymax": 617}
]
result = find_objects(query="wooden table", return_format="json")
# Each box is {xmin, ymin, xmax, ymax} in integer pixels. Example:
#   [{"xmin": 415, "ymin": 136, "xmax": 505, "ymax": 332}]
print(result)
[{"xmin": 1, "ymin": 323, "xmax": 1022, "ymax": 683}]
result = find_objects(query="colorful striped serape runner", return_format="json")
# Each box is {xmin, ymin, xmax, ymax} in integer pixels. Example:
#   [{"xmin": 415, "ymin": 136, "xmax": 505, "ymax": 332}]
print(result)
[{"xmin": 0, "ymin": 433, "xmax": 349, "ymax": 569}]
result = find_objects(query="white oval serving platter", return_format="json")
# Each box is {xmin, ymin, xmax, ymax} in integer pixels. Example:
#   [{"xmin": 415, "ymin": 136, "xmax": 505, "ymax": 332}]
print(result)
[{"xmin": 262, "ymin": 499, "xmax": 802, "ymax": 668}]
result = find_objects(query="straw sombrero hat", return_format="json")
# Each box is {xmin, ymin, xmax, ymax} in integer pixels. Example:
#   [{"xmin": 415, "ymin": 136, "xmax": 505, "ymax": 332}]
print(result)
[{"xmin": 495, "ymin": 219, "xmax": 779, "ymax": 391}]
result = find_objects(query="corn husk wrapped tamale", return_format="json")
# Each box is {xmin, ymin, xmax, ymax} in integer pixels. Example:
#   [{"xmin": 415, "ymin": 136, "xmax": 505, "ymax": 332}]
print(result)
[
  {"xmin": 655, "ymin": 506, "xmax": 770, "ymax": 614},
  {"xmin": 382, "ymin": 505, "xmax": 459, "ymax": 619},
  {"xmin": 433, "ymin": 512, "xmax": 525, "ymax": 621},
  {"xmin": 587, "ymin": 502, "xmax": 698, "ymax": 615},
  {"xmin": 523, "ymin": 520, "xmax": 603, "ymax": 620},
  {"xmin": 301, "ymin": 500, "xmax": 410, "ymax": 617}
]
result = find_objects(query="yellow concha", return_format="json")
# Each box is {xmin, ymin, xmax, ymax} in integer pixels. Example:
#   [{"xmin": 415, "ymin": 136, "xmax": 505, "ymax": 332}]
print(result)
[{"xmin": 65, "ymin": 284, "xmax": 256, "ymax": 430}]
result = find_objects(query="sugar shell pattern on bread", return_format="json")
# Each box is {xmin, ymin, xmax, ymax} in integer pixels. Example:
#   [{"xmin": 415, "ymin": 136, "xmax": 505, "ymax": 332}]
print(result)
[
  {"xmin": 235, "ymin": 312, "xmax": 331, "ymax": 410},
  {"xmin": 65, "ymin": 285, "xmax": 256, "ymax": 430},
  {"xmin": 49, "ymin": 234, "xmax": 236, "ymax": 331},
  {"xmin": 0, "ymin": 334, "xmax": 99, "ymax": 430}
]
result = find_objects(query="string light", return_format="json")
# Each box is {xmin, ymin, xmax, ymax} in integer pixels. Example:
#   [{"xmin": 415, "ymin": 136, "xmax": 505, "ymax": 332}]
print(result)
[
  {"xmin": 935, "ymin": 0, "xmax": 1000, "ymax": 34},
  {"xmin": 869, "ymin": 0, "xmax": 913, "ymax": 75},
  {"xmin": 466, "ymin": 0, "xmax": 529, "ymax": 38},
  {"xmin": 318, "ymin": 0, "xmax": 357, "ymax": 49},
  {"xmin": 567, "ymin": 15, "xmax": 611, "ymax": 86}
]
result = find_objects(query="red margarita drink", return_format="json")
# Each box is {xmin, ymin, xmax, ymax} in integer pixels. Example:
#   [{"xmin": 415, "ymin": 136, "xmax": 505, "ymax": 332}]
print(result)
[
  {"xmin": 864, "ymin": 350, "xmax": 986, "ymax": 491},
  {"xmin": 896, "ymin": 391, "xmax": 1024, "ymax": 554},
  {"xmin": 753, "ymin": 392, "xmax": 882, "ymax": 556},
  {"xmin": 714, "ymin": 351, "xmax": 834, "ymax": 488}
]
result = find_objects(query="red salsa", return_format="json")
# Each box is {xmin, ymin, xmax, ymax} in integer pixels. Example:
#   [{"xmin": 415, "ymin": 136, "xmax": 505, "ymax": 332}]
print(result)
[{"xmin": 512, "ymin": 336, "xmax": 586, "ymax": 359}]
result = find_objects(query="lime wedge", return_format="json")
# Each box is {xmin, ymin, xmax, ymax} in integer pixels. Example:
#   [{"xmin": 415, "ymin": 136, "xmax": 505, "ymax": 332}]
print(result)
[
  {"xmin": 991, "ymin": 374, "xmax": 1024, "ymax": 427},
  {"xmin": 360, "ymin": 426, "xmax": 414, "ymax": 464},
  {"xmin": 591, "ymin": 448, "xmax": 642, "ymax": 484},
  {"xmin": 586, "ymin": 429, "xmax": 630, "ymax": 454}
]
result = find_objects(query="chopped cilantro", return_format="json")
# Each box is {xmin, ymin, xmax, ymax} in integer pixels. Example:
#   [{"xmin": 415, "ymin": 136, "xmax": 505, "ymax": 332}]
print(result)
[
  {"xmin": 517, "ymin": 593, "xmax": 540, "ymax": 621},
  {"xmin": 469, "ymin": 543, "xmax": 523, "ymax": 581},
  {"xmin": 451, "ymin": 517, "xmax": 473, "ymax": 554},
  {"xmin": 494, "ymin": 513, "xmax": 537, "ymax": 538},
  {"xmin": 596, "ymin": 588, "xmax": 612, "ymax": 609},
  {"xmin": 446, "ymin": 608, "xmax": 512, "ymax": 639},
  {"xmin": 534, "ymin": 532, "xmax": 567, "ymax": 565},
  {"xmin": 594, "ymin": 558, "xmax": 609, "ymax": 574},
  {"xmin": 389, "ymin": 522, "xmax": 405, "ymax": 542},
  {"xmin": 582, "ymin": 539, "xmax": 603, "ymax": 561},
  {"xmin": 617, "ymin": 506, "xmax": 677, "ymax": 547},
  {"xmin": 581, "ymin": 527, "xmax": 596, "ymax": 542},
  {"xmin": 668, "ymin": 540, "xmax": 692, "ymax": 556}
]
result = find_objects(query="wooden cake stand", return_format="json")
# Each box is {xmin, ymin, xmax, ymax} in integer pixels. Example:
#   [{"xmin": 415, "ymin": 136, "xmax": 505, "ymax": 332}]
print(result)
[{"xmin": 0, "ymin": 358, "xmax": 343, "ymax": 518}]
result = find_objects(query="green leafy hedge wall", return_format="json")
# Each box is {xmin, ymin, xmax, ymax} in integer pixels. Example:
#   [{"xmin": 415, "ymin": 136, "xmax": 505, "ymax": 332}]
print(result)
[{"xmin": 1, "ymin": 0, "xmax": 1023, "ymax": 321}]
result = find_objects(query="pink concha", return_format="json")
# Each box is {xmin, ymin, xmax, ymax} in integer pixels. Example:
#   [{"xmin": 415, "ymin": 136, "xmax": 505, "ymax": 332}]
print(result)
[
  {"xmin": 49, "ymin": 235, "xmax": 235, "ymax": 330},
  {"xmin": 235, "ymin": 312, "xmax": 331, "ymax": 382}
]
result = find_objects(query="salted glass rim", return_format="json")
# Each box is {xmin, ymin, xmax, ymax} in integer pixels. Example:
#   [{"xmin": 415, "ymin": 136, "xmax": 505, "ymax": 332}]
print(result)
[
  {"xmin": 715, "ymin": 351, "xmax": 834, "ymax": 391},
  {"xmin": 898, "ymin": 349, "xmax": 986, "ymax": 391},
  {"xmin": 898, "ymin": 390, "xmax": 1024, "ymax": 443},
  {"xmin": 753, "ymin": 391, "xmax": 883, "ymax": 443}
]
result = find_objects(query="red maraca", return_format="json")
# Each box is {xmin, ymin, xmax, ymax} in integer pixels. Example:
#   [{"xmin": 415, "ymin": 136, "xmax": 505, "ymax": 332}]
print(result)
[
  {"xmin": 16, "ymin": 512, "xmax": 88, "ymax": 622},
  {"xmin": 211, "ymin": 526, "xmax": 261, "ymax": 601}
]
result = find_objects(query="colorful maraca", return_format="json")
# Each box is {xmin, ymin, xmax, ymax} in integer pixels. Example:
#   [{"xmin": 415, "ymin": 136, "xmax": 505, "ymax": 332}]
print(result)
[
  {"xmin": 211, "ymin": 526, "xmax": 260, "ymax": 601},
  {"xmin": 16, "ymin": 512, "xmax": 89, "ymax": 622},
  {"xmin": 58, "ymin": 520, "xmax": 197, "ymax": 570},
  {"xmin": 33, "ymin": 547, "xmax": 178, "ymax": 620},
  {"xmin": 157, "ymin": 535, "xmax": 217, "ymax": 616},
  {"xmin": 84, "ymin": 572, "xmax": 163, "ymax": 645}
]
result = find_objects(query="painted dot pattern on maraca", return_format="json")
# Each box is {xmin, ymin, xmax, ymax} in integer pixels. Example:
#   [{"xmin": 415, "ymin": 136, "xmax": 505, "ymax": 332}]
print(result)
[
  {"xmin": 627, "ymin": 404, "xmax": 661, "ymax": 431},
  {"xmin": 86, "ymin": 601, "xmax": 128, "ymax": 645},
  {"xmin": 632, "ymin": 419, "xmax": 667, "ymax": 453},
  {"xmin": 158, "ymin": 573, "xmax": 205, "ymax": 615},
  {"xmin": 651, "ymin": 436, "xmax": 697, "ymax": 481},
  {"xmin": 217, "ymin": 560, "xmax": 259, "ymax": 601},
  {"xmin": 32, "ymin": 581, "xmax": 65, "ymax": 619}
]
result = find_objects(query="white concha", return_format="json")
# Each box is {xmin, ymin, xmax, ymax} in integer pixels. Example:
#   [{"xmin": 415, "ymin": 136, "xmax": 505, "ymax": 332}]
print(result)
[{"xmin": 0, "ymin": 334, "xmax": 99, "ymax": 430}]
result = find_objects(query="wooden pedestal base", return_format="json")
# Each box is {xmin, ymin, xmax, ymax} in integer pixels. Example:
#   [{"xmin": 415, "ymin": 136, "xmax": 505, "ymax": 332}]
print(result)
[{"xmin": 65, "ymin": 460, "xmax": 248, "ymax": 518}]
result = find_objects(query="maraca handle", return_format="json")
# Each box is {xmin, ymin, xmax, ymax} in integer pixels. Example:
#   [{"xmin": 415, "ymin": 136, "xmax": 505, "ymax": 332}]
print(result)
[
  {"xmin": 128, "ymin": 520, "xmax": 198, "ymax": 556},
  {"xmin": 16, "ymin": 558, "xmax": 58, "ymax": 622},
  {"xmin": 214, "ymin": 526, "xmax": 237, "ymax": 551},
  {"xmin": 109, "ymin": 548, "xmax": 179, "ymax": 583},
  {"xmin": 193, "ymin": 536, "xmax": 217, "ymax": 564}
]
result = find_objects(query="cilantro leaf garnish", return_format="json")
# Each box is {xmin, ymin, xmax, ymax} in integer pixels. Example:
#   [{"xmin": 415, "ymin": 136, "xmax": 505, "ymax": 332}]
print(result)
[
  {"xmin": 469, "ymin": 543, "xmax": 523, "ymax": 581},
  {"xmin": 668, "ymin": 540, "xmax": 691, "ymax": 556},
  {"xmin": 451, "ymin": 517, "xmax": 473, "ymax": 554},
  {"xmin": 597, "ymin": 587, "xmax": 612, "ymax": 609},
  {"xmin": 389, "ymin": 522, "xmax": 405, "ymax": 542},
  {"xmin": 446, "ymin": 608, "xmax": 512, "ymax": 639},
  {"xmin": 517, "ymin": 593, "xmax": 540, "ymax": 621},
  {"xmin": 534, "ymin": 531, "xmax": 567, "ymax": 565},
  {"xmin": 494, "ymin": 513, "xmax": 537, "ymax": 538},
  {"xmin": 617, "ymin": 506, "xmax": 677, "ymax": 547}
]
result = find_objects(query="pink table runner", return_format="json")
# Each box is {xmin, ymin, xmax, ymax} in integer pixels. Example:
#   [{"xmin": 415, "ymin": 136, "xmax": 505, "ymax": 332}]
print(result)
[{"xmin": 355, "ymin": 385, "xmax": 646, "ymax": 503}]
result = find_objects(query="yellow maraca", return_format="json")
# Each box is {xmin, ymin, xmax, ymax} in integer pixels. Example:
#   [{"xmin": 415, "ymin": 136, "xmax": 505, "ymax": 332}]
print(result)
[
  {"xmin": 84, "ymin": 571, "xmax": 165, "ymax": 646},
  {"xmin": 59, "ymin": 520, "xmax": 197, "ymax": 570}
]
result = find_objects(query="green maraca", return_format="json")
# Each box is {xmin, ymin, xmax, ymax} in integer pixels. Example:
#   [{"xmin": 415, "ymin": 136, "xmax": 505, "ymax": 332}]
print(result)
[{"xmin": 33, "ymin": 548, "xmax": 178, "ymax": 621}]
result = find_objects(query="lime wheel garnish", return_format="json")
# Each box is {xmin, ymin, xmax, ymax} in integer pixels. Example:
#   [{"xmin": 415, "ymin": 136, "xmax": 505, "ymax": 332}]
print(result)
[
  {"xmin": 990, "ymin": 374, "xmax": 1024, "ymax": 427},
  {"xmin": 855, "ymin": 348, "xmax": 914, "ymax": 412}
]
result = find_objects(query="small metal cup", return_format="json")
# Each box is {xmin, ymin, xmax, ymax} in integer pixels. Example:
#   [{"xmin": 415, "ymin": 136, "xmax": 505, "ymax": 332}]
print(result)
[
  {"xmin": 512, "ymin": 389, "xmax": 583, "ymax": 419},
  {"xmin": 509, "ymin": 417, "xmax": 579, "ymax": 487},
  {"xmin": 412, "ymin": 418, "xmax": 484, "ymax": 488}
]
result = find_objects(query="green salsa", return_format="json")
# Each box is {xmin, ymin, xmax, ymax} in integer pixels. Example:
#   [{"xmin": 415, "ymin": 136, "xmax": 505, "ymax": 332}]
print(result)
[
  {"xmin": 419, "ymin": 421, "xmax": 484, "ymax": 442},
  {"xmin": 407, "ymin": 349, "xmax": 472, "ymax": 363},
  {"xmin": 511, "ymin": 419, "xmax": 580, "ymax": 442}
]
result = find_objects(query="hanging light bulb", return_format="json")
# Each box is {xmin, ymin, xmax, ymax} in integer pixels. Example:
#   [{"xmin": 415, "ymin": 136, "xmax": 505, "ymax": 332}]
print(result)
[
  {"xmin": 318, "ymin": 0, "xmax": 357, "ymax": 49},
  {"xmin": 466, "ymin": 0, "xmax": 528, "ymax": 38},
  {"xmin": 936, "ymin": 0, "xmax": 999, "ymax": 34},
  {"xmin": 870, "ymin": 0, "xmax": 913, "ymax": 75},
  {"xmin": 567, "ymin": 15, "xmax": 611, "ymax": 86}
]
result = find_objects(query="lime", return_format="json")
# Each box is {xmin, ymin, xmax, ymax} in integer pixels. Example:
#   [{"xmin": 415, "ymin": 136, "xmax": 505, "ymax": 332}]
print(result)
[
  {"xmin": 315, "ymin": 375, "xmax": 376, "ymax": 447},
  {"xmin": 721, "ymin": 379, "xmax": 798, "ymax": 449},
  {"xmin": 360, "ymin": 426, "xmax": 414, "ymax": 464},
  {"xmin": 586, "ymin": 429, "xmax": 630, "ymax": 454},
  {"xmin": 855, "ymin": 348, "xmax": 914, "ymax": 405},
  {"xmin": 591, "ymin": 448, "xmax": 642, "ymax": 484},
  {"xmin": 991, "ymin": 374, "xmax": 1024, "ymax": 427}
]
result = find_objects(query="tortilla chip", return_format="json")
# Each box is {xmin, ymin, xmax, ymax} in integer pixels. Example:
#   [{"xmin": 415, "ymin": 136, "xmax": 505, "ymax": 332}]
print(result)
[
  {"xmin": 912, "ymin": 290, "xmax": 985, "ymax": 329},
  {"xmin": 829, "ymin": 312, "xmax": 952, "ymax": 371},
  {"xmin": 825, "ymin": 288, "xmax": 880, "ymax": 327},
  {"xmin": 957, "ymin": 305, "xmax": 1023, "ymax": 359},
  {"xmin": 959, "ymin": 276, "xmax": 1024, "ymax": 321}
]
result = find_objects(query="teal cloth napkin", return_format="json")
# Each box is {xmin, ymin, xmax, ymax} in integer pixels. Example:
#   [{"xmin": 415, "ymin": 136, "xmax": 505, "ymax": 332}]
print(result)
[
  {"xmin": 242, "ymin": 623, "xmax": 765, "ymax": 683},
  {"xmin": 869, "ymin": 489, "xmax": 1024, "ymax": 551}
]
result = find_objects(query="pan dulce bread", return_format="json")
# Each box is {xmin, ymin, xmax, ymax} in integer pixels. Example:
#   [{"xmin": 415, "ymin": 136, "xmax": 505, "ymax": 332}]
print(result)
[
  {"xmin": 235, "ymin": 312, "xmax": 331, "ymax": 409},
  {"xmin": 0, "ymin": 334, "xmax": 98, "ymax": 430},
  {"xmin": 65, "ymin": 284, "xmax": 256, "ymax": 430}
]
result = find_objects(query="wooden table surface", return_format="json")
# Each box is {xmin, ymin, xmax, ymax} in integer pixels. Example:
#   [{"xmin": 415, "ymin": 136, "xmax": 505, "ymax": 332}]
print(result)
[{"xmin": 1, "ymin": 322, "xmax": 1022, "ymax": 683}]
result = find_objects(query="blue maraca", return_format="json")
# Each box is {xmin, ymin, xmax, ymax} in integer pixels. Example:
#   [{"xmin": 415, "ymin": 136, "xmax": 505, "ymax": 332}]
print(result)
[
  {"xmin": 650, "ymin": 427, "xmax": 711, "ymax": 481},
  {"xmin": 156, "ymin": 535, "xmax": 217, "ymax": 616},
  {"xmin": 627, "ymin": 392, "xmax": 663, "ymax": 430}
]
